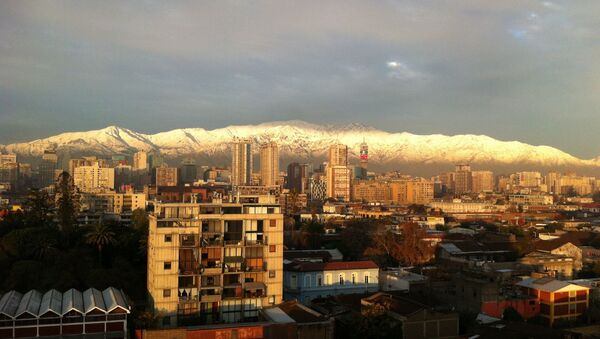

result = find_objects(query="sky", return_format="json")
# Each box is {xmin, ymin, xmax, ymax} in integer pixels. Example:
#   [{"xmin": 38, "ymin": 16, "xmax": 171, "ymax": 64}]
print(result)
[{"xmin": 1, "ymin": 1, "xmax": 600, "ymax": 158}]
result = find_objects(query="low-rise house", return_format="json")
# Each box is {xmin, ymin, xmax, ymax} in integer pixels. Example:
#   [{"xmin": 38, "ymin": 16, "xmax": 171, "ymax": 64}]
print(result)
[
  {"xmin": 518, "ymin": 251, "xmax": 575, "ymax": 279},
  {"xmin": 437, "ymin": 240, "xmax": 514, "ymax": 266},
  {"xmin": 284, "ymin": 261, "xmax": 379, "ymax": 304},
  {"xmin": 361, "ymin": 292, "xmax": 459, "ymax": 339},
  {"xmin": 536, "ymin": 241, "xmax": 583, "ymax": 272},
  {"xmin": 516, "ymin": 276, "xmax": 590, "ymax": 327},
  {"xmin": 379, "ymin": 268, "xmax": 428, "ymax": 293}
]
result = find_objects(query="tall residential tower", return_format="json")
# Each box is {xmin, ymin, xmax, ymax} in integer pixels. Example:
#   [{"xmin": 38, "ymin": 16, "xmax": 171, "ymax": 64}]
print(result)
[{"xmin": 231, "ymin": 139, "xmax": 253, "ymax": 186}]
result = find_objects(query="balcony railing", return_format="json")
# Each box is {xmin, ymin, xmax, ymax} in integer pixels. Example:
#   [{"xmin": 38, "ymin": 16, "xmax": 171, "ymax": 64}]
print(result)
[
  {"xmin": 200, "ymin": 237, "xmax": 223, "ymax": 247},
  {"xmin": 244, "ymin": 237, "xmax": 267, "ymax": 246},
  {"xmin": 244, "ymin": 261, "xmax": 267, "ymax": 272},
  {"xmin": 180, "ymin": 235, "xmax": 198, "ymax": 247}
]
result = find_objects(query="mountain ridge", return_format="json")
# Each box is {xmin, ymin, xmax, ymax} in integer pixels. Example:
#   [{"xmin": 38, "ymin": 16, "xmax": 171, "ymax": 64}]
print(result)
[{"xmin": 0, "ymin": 121, "xmax": 597, "ymax": 168}]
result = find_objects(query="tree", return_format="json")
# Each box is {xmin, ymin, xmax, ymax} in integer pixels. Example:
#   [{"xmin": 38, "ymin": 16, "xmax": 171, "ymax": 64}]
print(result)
[
  {"xmin": 86, "ymin": 223, "xmax": 116, "ymax": 266},
  {"xmin": 131, "ymin": 208, "xmax": 149, "ymax": 233},
  {"xmin": 23, "ymin": 189, "xmax": 54, "ymax": 228},
  {"xmin": 55, "ymin": 172, "xmax": 78, "ymax": 243},
  {"xmin": 393, "ymin": 223, "xmax": 434, "ymax": 266},
  {"xmin": 593, "ymin": 191, "xmax": 600, "ymax": 203}
]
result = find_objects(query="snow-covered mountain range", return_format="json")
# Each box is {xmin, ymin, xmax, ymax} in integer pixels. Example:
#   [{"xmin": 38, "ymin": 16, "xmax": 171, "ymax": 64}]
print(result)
[{"xmin": 0, "ymin": 120, "xmax": 597, "ymax": 168}]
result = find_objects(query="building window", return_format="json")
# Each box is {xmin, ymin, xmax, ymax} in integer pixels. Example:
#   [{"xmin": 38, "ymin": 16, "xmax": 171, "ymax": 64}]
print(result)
[
  {"xmin": 352, "ymin": 273, "xmax": 357, "ymax": 284},
  {"xmin": 269, "ymin": 296, "xmax": 275, "ymax": 304},
  {"xmin": 317, "ymin": 275, "xmax": 323, "ymax": 286},
  {"xmin": 364, "ymin": 273, "xmax": 370, "ymax": 284},
  {"xmin": 269, "ymin": 270, "xmax": 276, "ymax": 278},
  {"xmin": 164, "ymin": 262, "xmax": 171, "ymax": 270},
  {"xmin": 339, "ymin": 274, "xmax": 344, "ymax": 285},
  {"xmin": 270, "ymin": 219, "xmax": 277, "ymax": 227},
  {"xmin": 164, "ymin": 234, "xmax": 172, "ymax": 242},
  {"xmin": 290, "ymin": 274, "xmax": 297, "ymax": 289},
  {"xmin": 163, "ymin": 289, "xmax": 171, "ymax": 298},
  {"xmin": 162, "ymin": 316, "xmax": 170, "ymax": 326},
  {"xmin": 269, "ymin": 245, "xmax": 276, "ymax": 252},
  {"xmin": 304, "ymin": 275, "xmax": 312, "ymax": 288}
]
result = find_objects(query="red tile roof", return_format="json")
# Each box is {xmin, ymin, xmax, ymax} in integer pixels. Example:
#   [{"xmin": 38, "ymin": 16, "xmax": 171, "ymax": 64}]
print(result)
[{"xmin": 285, "ymin": 260, "xmax": 379, "ymax": 272}]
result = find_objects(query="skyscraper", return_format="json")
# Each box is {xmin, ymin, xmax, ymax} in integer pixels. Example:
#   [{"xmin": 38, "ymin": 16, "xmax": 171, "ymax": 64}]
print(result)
[
  {"xmin": 39, "ymin": 150, "xmax": 59, "ymax": 187},
  {"xmin": 326, "ymin": 165, "xmax": 351, "ymax": 201},
  {"xmin": 287, "ymin": 162, "xmax": 310, "ymax": 193},
  {"xmin": 73, "ymin": 161, "xmax": 115, "ymax": 192},
  {"xmin": 471, "ymin": 170, "xmax": 495, "ymax": 193},
  {"xmin": 259, "ymin": 142, "xmax": 279, "ymax": 186},
  {"xmin": 133, "ymin": 151, "xmax": 148, "ymax": 171},
  {"xmin": 454, "ymin": 164, "xmax": 472, "ymax": 194},
  {"xmin": 155, "ymin": 165, "xmax": 179, "ymax": 187},
  {"xmin": 180, "ymin": 158, "xmax": 198, "ymax": 184},
  {"xmin": 328, "ymin": 144, "xmax": 348, "ymax": 167},
  {"xmin": 231, "ymin": 139, "xmax": 253, "ymax": 186}
]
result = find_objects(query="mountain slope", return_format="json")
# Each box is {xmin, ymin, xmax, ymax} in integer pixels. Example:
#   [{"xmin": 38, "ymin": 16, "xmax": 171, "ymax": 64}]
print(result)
[{"xmin": 0, "ymin": 120, "xmax": 596, "ymax": 167}]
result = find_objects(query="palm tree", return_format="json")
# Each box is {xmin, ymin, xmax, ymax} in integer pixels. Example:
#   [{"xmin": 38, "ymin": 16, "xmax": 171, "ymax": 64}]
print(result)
[{"xmin": 86, "ymin": 223, "xmax": 116, "ymax": 265}]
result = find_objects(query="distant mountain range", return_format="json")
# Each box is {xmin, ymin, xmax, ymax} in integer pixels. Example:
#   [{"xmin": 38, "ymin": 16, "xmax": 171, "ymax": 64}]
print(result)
[{"xmin": 1, "ymin": 120, "xmax": 598, "ymax": 170}]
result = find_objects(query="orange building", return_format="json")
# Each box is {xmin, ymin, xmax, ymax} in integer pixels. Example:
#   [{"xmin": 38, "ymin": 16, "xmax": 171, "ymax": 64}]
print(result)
[{"xmin": 516, "ymin": 277, "xmax": 589, "ymax": 327}]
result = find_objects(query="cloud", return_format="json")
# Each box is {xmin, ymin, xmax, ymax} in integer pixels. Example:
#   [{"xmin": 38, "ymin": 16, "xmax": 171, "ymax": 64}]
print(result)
[
  {"xmin": 1, "ymin": 1, "xmax": 600, "ymax": 158},
  {"xmin": 386, "ymin": 61, "xmax": 423, "ymax": 80}
]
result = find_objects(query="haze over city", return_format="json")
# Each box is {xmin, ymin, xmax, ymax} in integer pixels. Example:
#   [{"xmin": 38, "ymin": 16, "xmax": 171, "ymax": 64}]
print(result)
[{"xmin": 2, "ymin": 1, "xmax": 600, "ymax": 158}]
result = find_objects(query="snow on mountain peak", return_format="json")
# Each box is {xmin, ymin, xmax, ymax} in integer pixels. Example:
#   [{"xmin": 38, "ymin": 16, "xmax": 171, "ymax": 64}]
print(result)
[{"xmin": 0, "ymin": 120, "xmax": 597, "ymax": 168}]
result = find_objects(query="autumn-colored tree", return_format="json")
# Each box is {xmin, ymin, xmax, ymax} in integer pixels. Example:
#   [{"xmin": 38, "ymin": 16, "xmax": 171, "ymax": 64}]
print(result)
[{"xmin": 393, "ymin": 222, "xmax": 434, "ymax": 266}]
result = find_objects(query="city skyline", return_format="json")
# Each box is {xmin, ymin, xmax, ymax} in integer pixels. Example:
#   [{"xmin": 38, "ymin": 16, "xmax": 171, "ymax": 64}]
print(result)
[{"xmin": 1, "ymin": 1, "xmax": 600, "ymax": 158}]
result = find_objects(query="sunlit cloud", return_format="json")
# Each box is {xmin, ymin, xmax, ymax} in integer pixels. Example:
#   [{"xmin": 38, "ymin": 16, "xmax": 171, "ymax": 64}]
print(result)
[{"xmin": 386, "ymin": 61, "xmax": 422, "ymax": 80}]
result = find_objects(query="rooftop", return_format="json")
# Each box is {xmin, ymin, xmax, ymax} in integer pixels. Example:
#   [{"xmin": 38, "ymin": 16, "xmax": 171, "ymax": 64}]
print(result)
[
  {"xmin": 0, "ymin": 287, "xmax": 129, "ymax": 319},
  {"xmin": 284, "ymin": 260, "xmax": 379, "ymax": 272}
]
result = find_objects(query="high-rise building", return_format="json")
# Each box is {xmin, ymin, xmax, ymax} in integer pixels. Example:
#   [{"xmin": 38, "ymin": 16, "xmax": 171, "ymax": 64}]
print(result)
[
  {"xmin": 231, "ymin": 139, "xmax": 253, "ymax": 186},
  {"xmin": 155, "ymin": 165, "xmax": 179, "ymax": 187},
  {"xmin": 328, "ymin": 144, "xmax": 348, "ymax": 167},
  {"xmin": 360, "ymin": 140, "xmax": 368, "ymax": 170},
  {"xmin": 454, "ymin": 164, "xmax": 472, "ymax": 194},
  {"xmin": 286, "ymin": 163, "xmax": 310, "ymax": 193},
  {"xmin": 69, "ymin": 157, "xmax": 109, "ymax": 175},
  {"xmin": 390, "ymin": 179, "xmax": 434, "ymax": 204},
  {"xmin": 514, "ymin": 171, "xmax": 542, "ymax": 188},
  {"xmin": 546, "ymin": 172, "xmax": 561, "ymax": 194},
  {"xmin": 326, "ymin": 165, "xmax": 351, "ymax": 202},
  {"xmin": 38, "ymin": 150, "xmax": 59, "ymax": 188},
  {"xmin": 73, "ymin": 162, "xmax": 115, "ymax": 192},
  {"xmin": 147, "ymin": 196, "xmax": 284, "ymax": 327},
  {"xmin": 0, "ymin": 153, "xmax": 17, "ymax": 166},
  {"xmin": 309, "ymin": 173, "xmax": 327, "ymax": 201},
  {"xmin": 180, "ymin": 159, "xmax": 198, "ymax": 184},
  {"xmin": 133, "ymin": 151, "xmax": 148, "ymax": 171},
  {"xmin": 352, "ymin": 180, "xmax": 391, "ymax": 202},
  {"xmin": 471, "ymin": 171, "xmax": 495, "ymax": 193},
  {"xmin": 259, "ymin": 142, "xmax": 279, "ymax": 186}
]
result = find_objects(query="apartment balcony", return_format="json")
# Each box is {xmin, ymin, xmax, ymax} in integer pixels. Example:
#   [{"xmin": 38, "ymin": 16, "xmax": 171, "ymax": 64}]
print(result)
[
  {"xmin": 244, "ymin": 282, "xmax": 266, "ymax": 299},
  {"xmin": 200, "ymin": 237, "xmax": 222, "ymax": 247},
  {"xmin": 178, "ymin": 288, "xmax": 198, "ymax": 302},
  {"xmin": 200, "ymin": 262, "xmax": 223, "ymax": 275},
  {"xmin": 222, "ymin": 286, "xmax": 243, "ymax": 300},
  {"xmin": 224, "ymin": 239, "xmax": 244, "ymax": 246},
  {"xmin": 178, "ymin": 268, "xmax": 202, "ymax": 275},
  {"xmin": 200, "ymin": 294, "xmax": 222, "ymax": 303},
  {"xmin": 200, "ymin": 288, "xmax": 222, "ymax": 303},
  {"xmin": 180, "ymin": 234, "xmax": 198, "ymax": 247},
  {"xmin": 244, "ymin": 261, "xmax": 267, "ymax": 272},
  {"xmin": 244, "ymin": 237, "xmax": 267, "ymax": 246}
]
